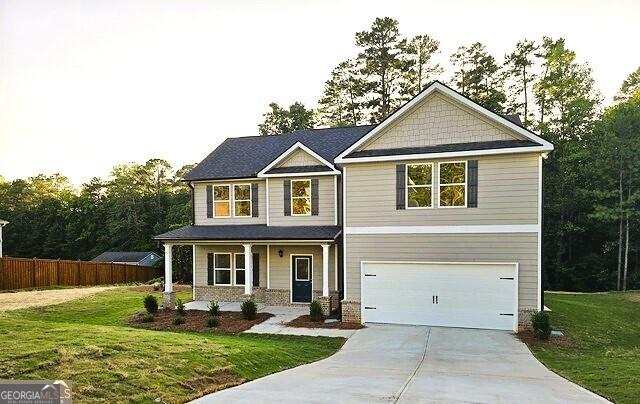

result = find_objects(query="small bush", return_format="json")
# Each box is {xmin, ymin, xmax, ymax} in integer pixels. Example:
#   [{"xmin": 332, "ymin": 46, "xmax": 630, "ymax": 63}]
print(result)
[
  {"xmin": 176, "ymin": 298, "xmax": 186, "ymax": 316},
  {"xmin": 152, "ymin": 282, "xmax": 161, "ymax": 291},
  {"xmin": 206, "ymin": 315, "xmax": 220, "ymax": 328},
  {"xmin": 309, "ymin": 300, "xmax": 324, "ymax": 322},
  {"xmin": 241, "ymin": 299, "xmax": 257, "ymax": 320},
  {"xmin": 173, "ymin": 316, "xmax": 186, "ymax": 325},
  {"xmin": 140, "ymin": 313, "xmax": 155, "ymax": 323},
  {"xmin": 530, "ymin": 310, "xmax": 551, "ymax": 340},
  {"xmin": 143, "ymin": 295, "xmax": 158, "ymax": 314},
  {"xmin": 208, "ymin": 301, "xmax": 220, "ymax": 317}
]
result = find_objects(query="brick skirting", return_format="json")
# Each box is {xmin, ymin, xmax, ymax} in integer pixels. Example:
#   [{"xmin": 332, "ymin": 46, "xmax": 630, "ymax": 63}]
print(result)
[
  {"xmin": 194, "ymin": 286, "xmax": 339, "ymax": 308},
  {"xmin": 340, "ymin": 300, "xmax": 361, "ymax": 323}
]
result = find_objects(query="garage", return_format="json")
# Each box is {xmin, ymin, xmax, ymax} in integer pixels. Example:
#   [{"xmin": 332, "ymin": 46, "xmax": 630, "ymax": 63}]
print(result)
[{"xmin": 361, "ymin": 261, "xmax": 518, "ymax": 331}]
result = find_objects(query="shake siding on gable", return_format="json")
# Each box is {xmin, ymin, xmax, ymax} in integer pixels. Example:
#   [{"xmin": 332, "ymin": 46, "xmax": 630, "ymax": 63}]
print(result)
[
  {"xmin": 193, "ymin": 181, "xmax": 266, "ymax": 225},
  {"xmin": 268, "ymin": 176, "xmax": 336, "ymax": 226}
]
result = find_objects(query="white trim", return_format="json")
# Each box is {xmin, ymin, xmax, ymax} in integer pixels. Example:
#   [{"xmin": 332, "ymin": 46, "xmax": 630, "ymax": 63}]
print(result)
[
  {"xmin": 212, "ymin": 184, "xmax": 231, "ymax": 218},
  {"xmin": 266, "ymin": 245, "xmax": 270, "ymax": 289},
  {"xmin": 334, "ymin": 244, "xmax": 338, "ymax": 292},
  {"xmin": 260, "ymin": 171, "xmax": 340, "ymax": 178},
  {"xmin": 342, "ymin": 166, "xmax": 348, "ymax": 300},
  {"xmin": 337, "ymin": 146, "xmax": 551, "ymax": 164},
  {"xmin": 213, "ymin": 252, "xmax": 232, "ymax": 286},
  {"xmin": 258, "ymin": 142, "xmax": 340, "ymax": 177},
  {"xmin": 159, "ymin": 239, "xmax": 339, "ymax": 245},
  {"xmin": 232, "ymin": 183, "xmax": 252, "ymax": 218},
  {"xmin": 437, "ymin": 161, "xmax": 467, "ymax": 208},
  {"xmin": 360, "ymin": 260, "xmax": 519, "ymax": 331},
  {"xmin": 334, "ymin": 175, "xmax": 338, "ymax": 225},
  {"xmin": 405, "ymin": 162, "xmax": 434, "ymax": 209},
  {"xmin": 233, "ymin": 252, "xmax": 246, "ymax": 286},
  {"xmin": 538, "ymin": 155, "xmax": 543, "ymax": 311},
  {"xmin": 289, "ymin": 253, "xmax": 314, "ymax": 303},
  {"xmin": 190, "ymin": 177, "xmax": 263, "ymax": 184},
  {"xmin": 265, "ymin": 178, "xmax": 270, "ymax": 226},
  {"xmin": 345, "ymin": 224, "xmax": 538, "ymax": 235},
  {"xmin": 164, "ymin": 244, "xmax": 173, "ymax": 293},
  {"xmin": 335, "ymin": 82, "xmax": 553, "ymax": 163},
  {"xmin": 321, "ymin": 244, "xmax": 330, "ymax": 296},
  {"xmin": 290, "ymin": 178, "xmax": 312, "ymax": 216},
  {"xmin": 192, "ymin": 244, "xmax": 196, "ymax": 300}
]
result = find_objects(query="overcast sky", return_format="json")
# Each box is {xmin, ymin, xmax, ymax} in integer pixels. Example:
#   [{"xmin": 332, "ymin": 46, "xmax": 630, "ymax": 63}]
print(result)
[{"xmin": 1, "ymin": 0, "xmax": 638, "ymax": 185}]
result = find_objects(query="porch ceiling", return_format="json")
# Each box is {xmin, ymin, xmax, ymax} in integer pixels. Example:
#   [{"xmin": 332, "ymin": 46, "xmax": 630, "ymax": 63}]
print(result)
[{"xmin": 153, "ymin": 224, "xmax": 341, "ymax": 242}]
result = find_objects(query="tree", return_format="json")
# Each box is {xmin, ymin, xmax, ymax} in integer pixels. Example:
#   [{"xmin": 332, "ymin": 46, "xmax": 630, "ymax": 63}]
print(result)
[
  {"xmin": 450, "ymin": 42, "xmax": 506, "ymax": 112},
  {"xmin": 503, "ymin": 40, "xmax": 538, "ymax": 127},
  {"xmin": 258, "ymin": 102, "xmax": 315, "ymax": 135},
  {"xmin": 399, "ymin": 34, "xmax": 442, "ymax": 98},
  {"xmin": 318, "ymin": 59, "xmax": 367, "ymax": 127},
  {"xmin": 614, "ymin": 66, "xmax": 640, "ymax": 103},
  {"xmin": 355, "ymin": 17, "xmax": 405, "ymax": 122}
]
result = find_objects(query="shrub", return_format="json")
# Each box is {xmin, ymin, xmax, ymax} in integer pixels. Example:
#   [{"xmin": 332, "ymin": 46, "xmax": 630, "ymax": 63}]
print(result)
[
  {"xmin": 309, "ymin": 300, "xmax": 324, "ymax": 322},
  {"xmin": 530, "ymin": 311, "xmax": 551, "ymax": 340},
  {"xmin": 176, "ymin": 298, "xmax": 186, "ymax": 316},
  {"xmin": 241, "ymin": 299, "xmax": 257, "ymax": 320},
  {"xmin": 143, "ymin": 295, "xmax": 158, "ymax": 314},
  {"xmin": 208, "ymin": 301, "xmax": 220, "ymax": 317},
  {"xmin": 140, "ymin": 313, "xmax": 155, "ymax": 323},
  {"xmin": 206, "ymin": 315, "xmax": 220, "ymax": 328},
  {"xmin": 173, "ymin": 316, "xmax": 186, "ymax": 325},
  {"xmin": 152, "ymin": 282, "xmax": 161, "ymax": 291}
]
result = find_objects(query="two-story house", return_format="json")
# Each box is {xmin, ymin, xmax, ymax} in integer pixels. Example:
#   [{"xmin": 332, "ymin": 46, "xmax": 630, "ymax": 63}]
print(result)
[{"xmin": 154, "ymin": 81, "xmax": 553, "ymax": 331}]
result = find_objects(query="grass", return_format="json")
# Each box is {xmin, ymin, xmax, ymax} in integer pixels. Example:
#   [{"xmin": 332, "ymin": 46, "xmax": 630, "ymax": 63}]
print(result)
[
  {"xmin": 0, "ymin": 288, "xmax": 345, "ymax": 403},
  {"xmin": 529, "ymin": 291, "xmax": 640, "ymax": 403}
]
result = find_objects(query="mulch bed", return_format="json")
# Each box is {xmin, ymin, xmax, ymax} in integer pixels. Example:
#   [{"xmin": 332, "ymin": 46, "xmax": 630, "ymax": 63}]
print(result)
[
  {"xmin": 128, "ymin": 310, "xmax": 273, "ymax": 334},
  {"xmin": 517, "ymin": 329, "xmax": 575, "ymax": 348},
  {"xmin": 285, "ymin": 315, "xmax": 364, "ymax": 330}
]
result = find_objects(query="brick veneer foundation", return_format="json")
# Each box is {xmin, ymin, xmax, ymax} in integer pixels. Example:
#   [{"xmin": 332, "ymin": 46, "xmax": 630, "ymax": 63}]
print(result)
[{"xmin": 340, "ymin": 300, "xmax": 361, "ymax": 323}]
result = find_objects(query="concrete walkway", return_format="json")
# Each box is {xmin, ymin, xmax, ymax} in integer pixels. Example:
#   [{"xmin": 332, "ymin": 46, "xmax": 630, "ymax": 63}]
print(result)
[
  {"xmin": 185, "ymin": 300, "xmax": 358, "ymax": 338},
  {"xmin": 192, "ymin": 324, "xmax": 609, "ymax": 404}
]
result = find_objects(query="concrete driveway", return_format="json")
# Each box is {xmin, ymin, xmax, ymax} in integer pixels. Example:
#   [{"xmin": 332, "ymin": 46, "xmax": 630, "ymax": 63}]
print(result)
[{"xmin": 193, "ymin": 324, "xmax": 609, "ymax": 404}]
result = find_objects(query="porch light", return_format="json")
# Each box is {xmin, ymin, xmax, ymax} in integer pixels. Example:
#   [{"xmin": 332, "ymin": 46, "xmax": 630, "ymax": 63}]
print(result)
[{"xmin": 278, "ymin": 249, "xmax": 284, "ymax": 258}]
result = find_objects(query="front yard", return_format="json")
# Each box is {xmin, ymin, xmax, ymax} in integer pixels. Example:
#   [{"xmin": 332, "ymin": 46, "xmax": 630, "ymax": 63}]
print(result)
[
  {"xmin": 529, "ymin": 291, "xmax": 640, "ymax": 404},
  {"xmin": 0, "ymin": 287, "xmax": 345, "ymax": 402}
]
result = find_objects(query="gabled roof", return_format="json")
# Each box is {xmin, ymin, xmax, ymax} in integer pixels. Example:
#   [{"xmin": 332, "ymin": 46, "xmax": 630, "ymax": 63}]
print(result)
[
  {"xmin": 92, "ymin": 251, "xmax": 159, "ymax": 263},
  {"xmin": 258, "ymin": 142, "xmax": 340, "ymax": 177},
  {"xmin": 184, "ymin": 126, "xmax": 374, "ymax": 181}
]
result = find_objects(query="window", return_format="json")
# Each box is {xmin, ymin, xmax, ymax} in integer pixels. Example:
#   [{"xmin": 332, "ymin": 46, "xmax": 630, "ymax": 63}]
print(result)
[
  {"xmin": 214, "ymin": 253, "xmax": 232, "ymax": 285},
  {"xmin": 406, "ymin": 163, "xmax": 433, "ymax": 208},
  {"xmin": 233, "ymin": 184, "xmax": 251, "ymax": 217},
  {"xmin": 295, "ymin": 257, "xmax": 311, "ymax": 281},
  {"xmin": 213, "ymin": 185, "xmax": 230, "ymax": 217},
  {"xmin": 234, "ymin": 253, "xmax": 245, "ymax": 285},
  {"xmin": 439, "ymin": 161, "xmax": 467, "ymax": 207},
  {"xmin": 291, "ymin": 179, "xmax": 311, "ymax": 216}
]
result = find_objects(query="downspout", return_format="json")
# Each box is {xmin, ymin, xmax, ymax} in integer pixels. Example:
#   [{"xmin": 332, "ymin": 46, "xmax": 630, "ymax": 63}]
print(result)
[{"xmin": 188, "ymin": 182, "xmax": 195, "ymax": 226}]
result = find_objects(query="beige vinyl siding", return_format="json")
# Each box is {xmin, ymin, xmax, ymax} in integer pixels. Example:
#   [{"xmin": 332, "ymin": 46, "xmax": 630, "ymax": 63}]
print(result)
[
  {"xmin": 361, "ymin": 93, "xmax": 521, "ymax": 151},
  {"xmin": 268, "ymin": 244, "xmax": 337, "ymax": 291},
  {"xmin": 278, "ymin": 149, "xmax": 324, "ymax": 167},
  {"xmin": 345, "ymin": 153, "xmax": 539, "ymax": 226},
  {"xmin": 345, "ymin": 233, "xmax": 538, "ymax": 310},
  {"xmin": 194, "ymin": 245, "xmax": 267, "ymax": 287},
  {"xmin": 268, "ymin": 176, "xmax": 337, "ymax": 226},
  {"xmin": 193, "ymin": 181, "xmax": 266, "ymax": 225}
]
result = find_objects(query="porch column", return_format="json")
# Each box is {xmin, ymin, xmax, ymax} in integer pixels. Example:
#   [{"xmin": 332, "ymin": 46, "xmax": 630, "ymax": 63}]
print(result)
[
  {"xmin": 322, "ymin": 244, "xmax": 330, "ymax": 297},
  {"xmin": 163, "ymin": 243, "xmax": 175, "ymax": 308},
  {"xmin": 243, "ymin": 243, "xmax": 253, "ymax": 295}
]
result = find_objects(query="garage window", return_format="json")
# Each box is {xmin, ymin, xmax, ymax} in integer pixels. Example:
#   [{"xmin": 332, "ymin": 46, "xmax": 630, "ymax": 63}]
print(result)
[
  {"xmin": 406, "ymin": 163, "xmax": 433, "ymax": 208},
  {"xmin": 439, "ymin": 161, "xmax": 467, "ymax": 207}
]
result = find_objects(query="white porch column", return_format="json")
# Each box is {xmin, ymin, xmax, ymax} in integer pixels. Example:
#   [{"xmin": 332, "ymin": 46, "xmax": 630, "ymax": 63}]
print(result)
[
  {"xmin": 243, "ymin": 244, "xmax": 253, "ymax": 295},
  {"xmin": 164, "ymin": 243, "xmax": 173, "ymax": 293},
  {"xmin": 322, "ymin": 244, "xmax": 330, "ymax": 297},
  {"xmin": 0, "ymin": 220, "xmax": 7, "ymax": 258}
]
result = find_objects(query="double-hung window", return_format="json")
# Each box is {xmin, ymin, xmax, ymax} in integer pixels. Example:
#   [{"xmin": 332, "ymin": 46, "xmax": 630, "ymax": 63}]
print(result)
[
  {"xmin": 439, "ymin": 161, "xmax": 467, "ymax": 207},
  {"xmin": 214, "ymin": 253, "xmax": 232, "ymax": 285},
  {"xmin": 233, "ymin": 184, "xmax": 251, "ymax": 217},
  {"xmin": 291, "ymin": 179, "xmax": 311, "ymax": 216},
  {"xmin": 213, "ymin": 185, "xmax": 230, "ymax": 217},
  {"xmin": 406, "ymin": 163, "xmax": 433, "ymax": 208},
  {"xmin": 234, "ymin": 253, "xmax": 246, "ymax": 285}
]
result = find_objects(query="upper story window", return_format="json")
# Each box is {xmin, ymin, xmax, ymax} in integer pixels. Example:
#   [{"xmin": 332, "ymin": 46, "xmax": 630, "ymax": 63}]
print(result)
[
  {"xmin": 439, "ymin": 161, "xmax": 467, "ymax": 207},
  {"xmin": 291, "ymin": 179, "xmax": 312, "ymax": 216},
  {"xmin": 213, "ymin": 185, "xmax": 230, "ymax": 217},
  {"xmin": 406, "ymin": 163, "xmax": 433, "ymax": 208},
  {"xmin": 233, "ymin": 185, "xmax": 251, "ymax": 217}
]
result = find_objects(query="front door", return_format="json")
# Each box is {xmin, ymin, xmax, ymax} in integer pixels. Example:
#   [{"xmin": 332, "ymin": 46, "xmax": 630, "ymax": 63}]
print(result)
[{"xmin": 292, "ymin": 255, "xmax": 312, "ymax": 303}]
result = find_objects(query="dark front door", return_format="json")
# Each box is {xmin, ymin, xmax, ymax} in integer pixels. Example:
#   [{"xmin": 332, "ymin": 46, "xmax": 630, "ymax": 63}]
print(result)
[{"xmin": 292, "ymin": 255, "xmax": 312, "ymax": 303}]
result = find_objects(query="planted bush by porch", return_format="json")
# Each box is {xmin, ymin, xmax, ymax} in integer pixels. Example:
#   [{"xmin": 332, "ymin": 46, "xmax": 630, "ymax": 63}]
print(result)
[
  {"xmin": 208, "ymin": 301, "xmax": 220, "ymax": 316},
  {"xmin": 241, "ymin": 299, "xmax": 257, "ymax": 320},
  {"xmin": 309, "ymin": 301, "xmax": 323, "ymax": 322},
  {"xmin": 530, "ymin": 311, "xmax": 551, "ymax": 340},
  {"xmin": 176, "ymin": 298, "xmax": 186, "ymax": 316},
  {"xmin": 143, "ymin": 294, "xmax": 158, "ymax": 314}
]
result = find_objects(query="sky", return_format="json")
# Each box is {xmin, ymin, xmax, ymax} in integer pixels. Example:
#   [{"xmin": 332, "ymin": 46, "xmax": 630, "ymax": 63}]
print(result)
[{"xmin": 1, "ymin": 0, "xmax": 638, "ymax": 185}]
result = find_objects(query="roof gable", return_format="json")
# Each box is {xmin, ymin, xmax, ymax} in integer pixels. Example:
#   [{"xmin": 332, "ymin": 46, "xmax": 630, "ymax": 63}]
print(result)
[
  {"xmin": 275, "ymin": 147, "xmax": 326, "ymax": 168},
  {"xmin": 258, "ymin": 142, "xmax": 340, "ymax": 177}
]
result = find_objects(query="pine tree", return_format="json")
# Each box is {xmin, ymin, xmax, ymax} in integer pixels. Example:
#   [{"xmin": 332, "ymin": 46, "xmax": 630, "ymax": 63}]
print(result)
[
  {"xmin": 614, "ymin": 66, "xmax": 640, "ymax": 103},
  {"xmin": 399, "ymin": 34, "xmax": 442, "ymax": 98},
  {"xmin": 318, "ymin": 59, "xmax": 366, "ymax": 127},
  {"xmin": 503, "ymin": 40, "xmax": 538, "ymax": 127}
]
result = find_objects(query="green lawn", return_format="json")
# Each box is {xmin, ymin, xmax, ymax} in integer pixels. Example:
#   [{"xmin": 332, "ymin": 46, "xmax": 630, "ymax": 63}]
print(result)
[
  {"xmin": 0, "ymin": 288, "xmax": 345, "ymax": 403},
  {"xmin": 530, "ymin": 291, "xmax": 640, "ymax": 403}
]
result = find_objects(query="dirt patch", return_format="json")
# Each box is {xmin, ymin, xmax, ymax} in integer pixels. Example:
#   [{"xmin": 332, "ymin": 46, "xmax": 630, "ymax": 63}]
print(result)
[
  {"xmin": 0, "ymin": 286, "xmax": 115, "ymax": 311},
  {"xmin": 517, "ymin": 330, "xmax": 575, "ymax": 348},
  {"xmin": 126, "ymin": 284, "xmax": 192, "ymax": 293},
  {"xmin": 128, "ymin": 310, "xmax": 273, "ymax": 334},
  {"xmin": 285, "ymin": 315, "xmax": 364, "ymax": 330},
  {"xmin": 626, "ymin": 294, "xmax": 640, "ymax": 302},
  {"xmin": 182, "ymin": 370, "xmax": 245, "ymax": 400}
]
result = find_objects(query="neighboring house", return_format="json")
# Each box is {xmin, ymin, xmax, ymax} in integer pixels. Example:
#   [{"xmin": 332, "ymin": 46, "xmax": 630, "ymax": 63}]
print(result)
[
  {"xmin": 91, "ymin": 251, "xmax": 162, "ymax": 267},
  {"xmin": 154, "ymin": 81, "xmax": 553, "ymax": 331},
  {"xmin": 0, "ymin": 219, "xmax": 7, "ymax": 258}
]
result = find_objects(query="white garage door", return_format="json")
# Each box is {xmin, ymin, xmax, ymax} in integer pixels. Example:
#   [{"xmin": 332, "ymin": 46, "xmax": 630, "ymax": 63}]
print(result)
[{"xmin": 362, "ymin": 262, "xmax": 518, "ymax": 331}]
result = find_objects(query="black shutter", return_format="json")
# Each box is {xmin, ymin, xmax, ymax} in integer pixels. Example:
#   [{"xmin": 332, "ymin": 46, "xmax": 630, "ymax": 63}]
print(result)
[
  {"xmin": 207, "ymin": 253, "xmax": 214, "ymax": 285},
  {"xmin": 206, "ymin": 185, "xmax": 213, "ymax": 218},
  {"xmin": 396, "ymin": 164, "xmax": 406, "ymax": 210},
  {"xmin": 468, "ymin": 160, "xmax": 478, "ymax": 208},
  {"xmin": 251, "ymin": 183, "xmax": 259, "ymax": 217},
  {"xmin": 252, "ymin": 253, "xmax": 260, "ymax": 287},
  {"xmin": 284, "ymin": 180, "xmax": 291, "ymax": 216},
  {"xmin": 311, "ymin": 178, "xmax": 319, "ymax": 216}
]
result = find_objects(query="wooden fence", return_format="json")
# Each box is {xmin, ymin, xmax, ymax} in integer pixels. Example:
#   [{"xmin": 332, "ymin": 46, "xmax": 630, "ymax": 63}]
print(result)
[{"xmin": 0, "ymin": 257, "xmax": 162, "ymax": 291}]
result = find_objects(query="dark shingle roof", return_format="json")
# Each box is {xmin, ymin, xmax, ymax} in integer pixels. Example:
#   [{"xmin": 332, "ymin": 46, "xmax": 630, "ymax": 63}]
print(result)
[
  {"xmin": 154, "ymin": 225, "xmax": 341, "ymax": 241},
  {"xmin": 92, "ymin": 251, "xmax": 156, "ymax": 263},
  {"xmin": 183, "ymin": 126, "xmax": 374, "ymax": 181},
  {"xmin": 504, "ymin": 114, "xmax": 523, "ymax": 126},
  {"xmin": 265, "ymin": 165, "xmax": 333, "ymax": 174},
  {"xmin": 345, "ymin": 139, "xmax": 541, "ymax": 159}
]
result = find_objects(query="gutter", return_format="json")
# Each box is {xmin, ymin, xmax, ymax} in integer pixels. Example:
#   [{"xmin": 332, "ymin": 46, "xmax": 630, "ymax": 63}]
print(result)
[{"xmin": 188, "ymin": 181, "xmax": 195, "ymax": 226}]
